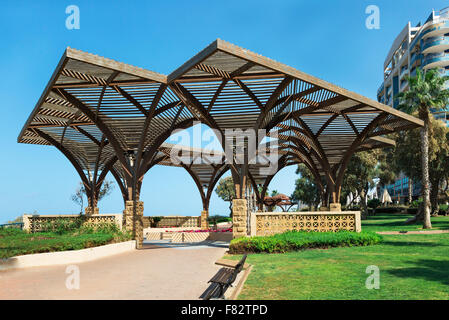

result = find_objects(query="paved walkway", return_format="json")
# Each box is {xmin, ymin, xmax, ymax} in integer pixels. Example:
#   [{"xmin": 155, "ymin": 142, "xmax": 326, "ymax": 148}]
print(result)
[{"xmin": 0, "ymin": 240, "xmax": 229, "ymax": 300}]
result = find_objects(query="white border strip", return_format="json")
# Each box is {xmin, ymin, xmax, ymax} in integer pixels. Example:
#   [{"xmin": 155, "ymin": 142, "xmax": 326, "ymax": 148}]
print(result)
[{"xmin": 0, "ymin": 240, "xmax": 136, "ymax": 271}]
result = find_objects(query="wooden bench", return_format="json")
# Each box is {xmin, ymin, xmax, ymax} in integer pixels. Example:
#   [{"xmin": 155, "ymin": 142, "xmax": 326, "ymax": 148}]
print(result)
[{"xmin": 200, "ymin": 254, "xmax": 247, "ymax": 300}]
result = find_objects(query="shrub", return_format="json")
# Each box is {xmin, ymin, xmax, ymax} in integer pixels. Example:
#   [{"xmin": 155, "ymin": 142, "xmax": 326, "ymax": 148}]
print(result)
[
  {"xmin": 374, "ymin": 206, "xmax": 407, "ymax": 214},
  {"xmin": 438, "ymin": 204, "xmax": 449, "ymax": 216},
  {"xmin": 368, "ymin": 199, "xmax": 381, "ymax": 209},
  {"xmin": 207, "ymin": 215, "xmax": 232, "ymax": 224},
  {"xmin": 229, "ymin": 230, "xmax": 382, "ymax": 254},
  {"xmin": 410, "ymin": 199, "xmax": 423, "ymax": 208},
  {"xmin": 40, "ymin": 216, "xmax": 86, "ymax": 234},
  {"xmin": 78, "ymin": 221, "xmax": 120, "ymax": 234}
]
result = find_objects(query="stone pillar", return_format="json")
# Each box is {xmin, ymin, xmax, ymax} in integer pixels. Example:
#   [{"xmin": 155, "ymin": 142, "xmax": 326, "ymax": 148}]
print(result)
[
  {"xmin": 330, "ymin": 203, "xmax": 342, "ymax": 212},
  {"xmin": 123, "ymin": 200, "xmax": 144, "ymax": 249},
  {"xmin": 232, "ymin": 199, "xmax": 247, "ymax": 238},
  {"xmin": 84, "ymin": 207, "xmax": 99, "ymax": 215},
  {"xmin": 200, "ymin": 210, "xmax": 209, "ymax": 230}
]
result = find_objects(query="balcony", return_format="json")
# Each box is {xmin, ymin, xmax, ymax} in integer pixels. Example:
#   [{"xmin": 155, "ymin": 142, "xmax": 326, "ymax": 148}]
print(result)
[
  {"xmin": 410, "ymin": 53, "xmax": 422, "ymax": 66},
  {"xmin": 377, "ymin": 82, "xmax": 384, "ymax": 96},
  {"xmin": 399, "ymin": 66, "xmax": 408, "ymax": 79},
  {"xmin": 422, "ymin": 20, "xmax": 449, "ymax": 38},
  {"xmin": 400, "ymin": 80, "xmax": 408, "ymax": 91},
  {"xmin": 423, "ymin": 52, "xmax": 449, "ymax": 69},
  {"xmin": 422, "ymin": 36, "xmax": 449, "ymax": 53}
]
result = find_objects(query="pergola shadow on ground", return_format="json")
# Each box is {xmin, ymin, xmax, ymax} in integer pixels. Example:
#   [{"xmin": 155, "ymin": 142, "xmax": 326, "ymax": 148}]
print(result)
[
  {"xmin": 18, "ymin": 39, "xmax": 423, "ymax": 246},
  {"xmin": 142, "ymin": 240, "xmax": 230, "ymax": 250}
]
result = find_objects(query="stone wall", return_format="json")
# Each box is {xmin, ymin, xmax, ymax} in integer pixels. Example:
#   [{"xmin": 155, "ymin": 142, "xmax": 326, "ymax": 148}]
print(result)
[
  {"xmin": 22, "ymin": 214, "xmax": 122, "ymax": 233},
  {"xmin": 123, "ymin": 201, "xmax": 144, "ymax": 249},
  {"xmin": 142, "ymin": 216, "xmax": 200, "ymax": 228},
  {"xmin": 232, "ymin": 199, "xmax": 248, "ymax": 238},
  {"xmin": 250, "ymin": 211, "xmax": 361, "ymax": 236},
  {"xmin": 200, "ymin": 210, "xmax": 208, "ymax": 230}
]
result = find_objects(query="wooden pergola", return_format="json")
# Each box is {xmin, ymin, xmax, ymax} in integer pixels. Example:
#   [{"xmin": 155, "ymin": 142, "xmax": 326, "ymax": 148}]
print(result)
[{"xmin": 18, "ymin": 39, "xmax": 423, "ymax": 244}]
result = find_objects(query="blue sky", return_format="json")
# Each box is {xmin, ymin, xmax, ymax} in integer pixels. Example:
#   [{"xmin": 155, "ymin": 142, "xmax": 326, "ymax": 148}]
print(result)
[{"xmin": 0, "ymin": 0, "xmax": 447, "ymax": 223}]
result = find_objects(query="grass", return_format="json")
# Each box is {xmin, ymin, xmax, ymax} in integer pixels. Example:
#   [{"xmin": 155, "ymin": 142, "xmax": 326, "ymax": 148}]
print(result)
[
  {"xmin": 225, "ymin": 212, "xmax": 449, "ymax": 300},
  {"xmin": 0, "ymin": 227, "xmax": 131, "ymax": 259},
  {"xmin": 362, "ymin": 213, "xmax": 449, "ymax": 232}
]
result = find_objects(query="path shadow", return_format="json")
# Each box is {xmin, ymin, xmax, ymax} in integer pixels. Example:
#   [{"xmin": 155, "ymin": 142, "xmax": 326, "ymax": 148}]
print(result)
[
  {"xmin": 141, "ymin": 240, "xmax": 229, "ymax": 250},
  {"xmin": 387, "ymin": 259, "xmax": 449, "ymax": 286},
  {"xmin": 381, "ymin": 240, "xmax": 444, "ymax": 247}
]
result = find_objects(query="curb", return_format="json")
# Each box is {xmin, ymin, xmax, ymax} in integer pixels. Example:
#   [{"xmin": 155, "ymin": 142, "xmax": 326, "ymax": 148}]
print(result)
[
  {"xmin": 226, "ymin": 264, "xmax": 253, "ymax": 300},
  {"xmin": 0, "ymin": 240, "xmax": 136, "ymax": 271}
]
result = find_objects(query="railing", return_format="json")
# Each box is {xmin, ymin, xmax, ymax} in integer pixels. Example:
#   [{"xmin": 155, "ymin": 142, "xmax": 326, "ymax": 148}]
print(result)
[
  {"xmin": 377, "ymin": 82, "xmax": 384, "ymax": 95},
  {"xmin": 0, "ymin": 222, "xmax": 24, "ymax": 229},
  {"xmin": 422, "ymin": 20, "xmax": 449, "ymax": 38},
  {"xmin": 422, "ymin": 36, "xmax": 449, "ymax": 51},
  {"xmin": 399, "ymin": 67, "xmax": 408, "ymax": 78},
  {"xmin": 423, "ymin": 52, "xmax": 449, "ymax": 67},
  {"xmin": 400, "ymin": 80, "xmax": 408, "ymax": 91},
  {"xmin": 410, "ymin": 53, "xmax": 422, "ymax": 65}
]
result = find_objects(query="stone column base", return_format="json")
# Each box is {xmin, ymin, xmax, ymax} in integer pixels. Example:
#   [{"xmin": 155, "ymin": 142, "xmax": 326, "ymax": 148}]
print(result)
[
  {"xmin": 200, "ymin": 210, "xmax": 209, "ymax": 230},
  {"xmin": 330, "ymin": 203, "xmax": 342, "ymax": 212},
  {"xmin": 84, "ymin": 207, "xmax": 99, "ymax": 215},
  {"xmin": 232, "ymin": 199, "xmax": 248, "ymax": 238},
  {"xmin": 123, "ymin": 200, "xmax": 144, "ymax": 249}
]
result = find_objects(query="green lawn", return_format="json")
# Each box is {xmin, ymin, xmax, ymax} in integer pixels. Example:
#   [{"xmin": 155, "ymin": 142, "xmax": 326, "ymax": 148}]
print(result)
[
  {"xmin": 227, "ymin": 213, "xmax": 449, "ymax": 300},
  {"xmin": 0, "ymin": 227, "xmax": 131, "ymax": 259},
  {"xmin": 362, "ymin": 213, "xmax": 449, "ymax": 232}
]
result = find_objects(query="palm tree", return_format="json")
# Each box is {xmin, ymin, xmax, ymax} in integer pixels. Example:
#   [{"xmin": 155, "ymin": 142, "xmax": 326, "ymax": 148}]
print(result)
[{"xmin": 397, "ymin": 68, "xmax": 449, "ymax": 229}]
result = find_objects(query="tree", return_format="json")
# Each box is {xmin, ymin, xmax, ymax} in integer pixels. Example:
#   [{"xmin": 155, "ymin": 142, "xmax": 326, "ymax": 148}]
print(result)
[
  {"xmin": 215, "ymin": 176, "xmax": 236, "ymax": 216},
  {"xmin": 397, "ymin": 68, "xmax": 449, "ymax": 228},
  {"xmin": 393, "ymin": 116, "xmax": 449, "ymax": 218},
  {"xmin": 97, "ymin": 180, "xmax": 114, "ymax": 202},
  {"xmin": 291, "ymin": 164, "xmax": 321, "ymax": 211},
  {"xmin": 71, "ymin": 180, "xmax": 115, "ymax": 214},
  {"xmin": 341, "ymin": 150, "xmax": 379, "ymax": 219},
  {"xmin": 376, "ymin": 146, "xmax": 398, "ymax": 192},
  {"xmin": 71, "ymin": 183, "xmax": 86, "ymax": 214}
]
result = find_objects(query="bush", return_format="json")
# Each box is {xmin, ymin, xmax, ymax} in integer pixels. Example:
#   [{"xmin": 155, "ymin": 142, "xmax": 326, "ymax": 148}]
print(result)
[
  {"xmin": 374, "ymin": 206, "xmax": 407, "ymax": 214},
  {"xmin": 410, "ymin": 199, "xmax": 423, "ymax": 208},
  {"xmin": 229, "ymin": 230, "xmax": 382, "ymax": 254},
  {"xmin": 368, "ymin": 199, "xmax": 381, "ymax": 209},
  {"xmin": 153, "ymin": 216, "xmax": 163, "ymax": 227},
  {"xmin": 78, "ymin": 221, "xmax": 120, "ymax": 234},
  {"xmin": 41, "ymin": 216, "xmax": 86, "ymax": 234},
  {"xmin": 207, "ymin": 215, "xmax": 232, "ymax": 224}
]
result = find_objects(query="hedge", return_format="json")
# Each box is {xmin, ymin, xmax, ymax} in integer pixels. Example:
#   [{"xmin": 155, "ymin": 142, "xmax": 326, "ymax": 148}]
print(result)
[{"xmin": 229, "ymin": 230, "xmax": 382, "ymax": 254}]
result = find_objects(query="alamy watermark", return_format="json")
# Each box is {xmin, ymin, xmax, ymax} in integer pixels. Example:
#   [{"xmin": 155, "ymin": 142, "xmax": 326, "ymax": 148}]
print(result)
[
  {"xmin": 365, "ymin": 265, "xmax": 380, "ymax": 289},
  {"xmin": 65, "ymin": 265, "xmax": 80, "ymax": 290},
  {"xmin": 66, "ymin": 5, "xmax": 80, "ymax": 30},
  {"xmin": 365, "ymin": 5, "xmax": 380, "ymax": 30}
]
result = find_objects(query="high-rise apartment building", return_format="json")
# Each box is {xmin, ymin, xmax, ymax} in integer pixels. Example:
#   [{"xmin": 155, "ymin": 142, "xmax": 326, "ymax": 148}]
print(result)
[
  {"xmin": 377, "ymin": 7, "xmax": 449, "ymax": 202},
  {"xmin": 377, "ymin": 7, "xmax": 449, "ymax": 124}
]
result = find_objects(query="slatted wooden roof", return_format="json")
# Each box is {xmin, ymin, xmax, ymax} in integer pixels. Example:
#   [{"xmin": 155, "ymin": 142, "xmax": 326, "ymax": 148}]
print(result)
[{"xmin": 18, "ymin": 39, "xmax": 422, "ymax": 204}]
